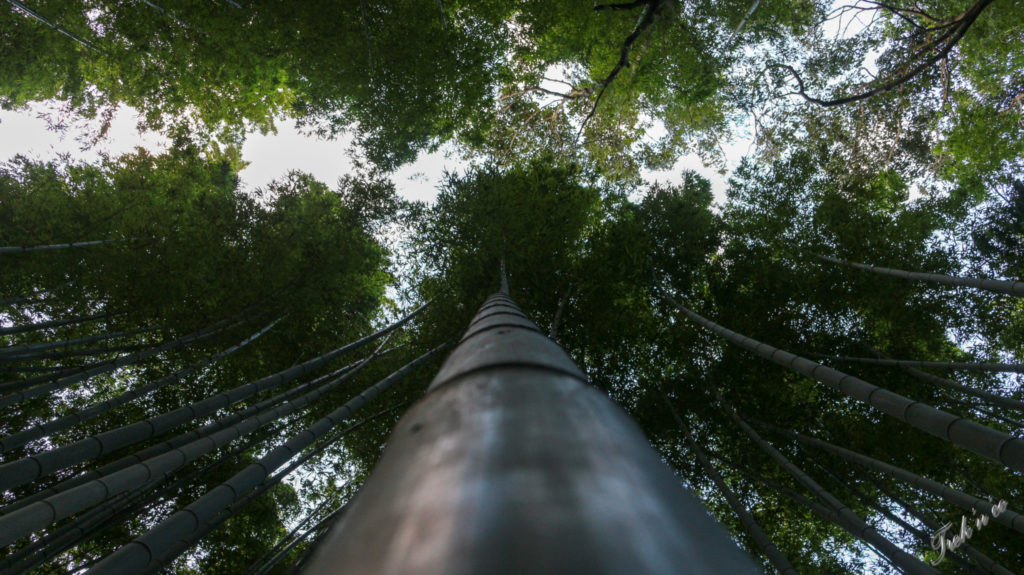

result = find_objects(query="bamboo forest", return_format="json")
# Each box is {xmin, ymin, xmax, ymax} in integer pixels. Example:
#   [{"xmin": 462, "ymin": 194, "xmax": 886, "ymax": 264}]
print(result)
[{"xmin": 1, "ymin": 0, "xmax": 1023, "ymax": 573}]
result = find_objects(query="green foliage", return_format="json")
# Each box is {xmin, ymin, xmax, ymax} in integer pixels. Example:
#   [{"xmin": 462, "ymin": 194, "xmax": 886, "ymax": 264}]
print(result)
[
  {"xmin": 3, "ymin": 1, "xmax": 1024, "ymax": 573},
  {"xmin": 1, "ymin": 0, "xmax": 507, "ymax": 167},
  {"xmin": 0, "ymin": 148, "xmax": 393, "ymax": 572}
]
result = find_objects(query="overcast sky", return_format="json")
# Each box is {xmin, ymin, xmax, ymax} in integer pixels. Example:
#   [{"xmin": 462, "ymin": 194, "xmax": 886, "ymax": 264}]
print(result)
[{"xmin": 0, "ymin": 101, "xmax": 740, "ymax": 206}]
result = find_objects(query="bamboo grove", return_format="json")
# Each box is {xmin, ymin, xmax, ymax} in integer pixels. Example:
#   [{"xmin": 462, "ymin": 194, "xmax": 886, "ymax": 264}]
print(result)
[{"xmin": 2, "ymin": 0, "xmax": 1023, "ymax": 573}]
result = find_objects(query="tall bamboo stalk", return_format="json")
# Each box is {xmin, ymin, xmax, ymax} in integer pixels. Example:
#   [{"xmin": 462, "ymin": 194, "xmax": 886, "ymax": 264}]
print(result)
[
  {"xmin": 723, "ymin": 405, "xmax": 937, "ymax": 575},
  {"xmin": 814, "ymin": 355, "xmax": 1024, "ymax": 374},
  {"xmin": 0, "ymin": 354, "xmax": 367, "ymax": 516},
  {"xmin": 0, "ymin": 317, "xmax": 282, "ymax": 452},
  {"xmin": 302, "ymin": 290, "xmax": 760, "ymax": 574},
  {"xmin": 87, "ymin": 346, "xmax": 445, "ymax": 573},
  {"xmin": 0, "ymin": 316, "xmax": 232, "ymax": 404},
  {"xmin": 666, "ymin": 294, "xmax": 1024, "ymax": 472},
  {"xmin": 665, "ymin": 394, "xmax": 798, "ymax": 574},
  {"xmin": 0, "ymin": 343, "xmax": 149, "ymax": 364},
  {"xmin": 893, "ymin": 361, "xmax": 1024, "ymax": 413},
  {"xmin": 0, "ymin": 311, "xmax": 120, "ymax": 337},
  {"xmin": 0, "ymin": 423, "xmax": 281, "ymax": 575},
  {"xmin": 0, "ymin": 340, "xmax": 388, "ymax": 547},
  {"xmin": 0, "ymin": 327, "xmax": 155, "ymax": 359},
  {"xmin": 0, "ymin": 239, "xmax": 116, "ymax": 255},
  {"xmin": 251, "ymin": 504, "xmax": 348, "ymax": 575},
  {"xmin": 872, "ymin": 478, "xmax": 1016, "ymax": 575},
  {"xmin": 0, "ymin": 308, "xmax": 418, "ymax": 492},
  {"xmin": 818, "ymin": 255, "xmax": 1024, "ymax": 297},
  {"xmin": 810, "ymin": 460, "xmax": 992, "ymax": 575},
  {"xmin": 763, "ymin": 425, "xmax": 1024, "ymax": 534}
]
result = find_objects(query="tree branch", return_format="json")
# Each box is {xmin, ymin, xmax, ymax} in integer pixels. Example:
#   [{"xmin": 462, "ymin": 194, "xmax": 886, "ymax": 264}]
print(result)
[
  {"xmin": 725, "ymin": 0, "xmax": 761, "ymax": 47},
  {"xmin": 437, "ymin": 0, "xmax": 448, "ymax": 30},
  {"xmin": 7, "ymin": 0, "xmax": 101, "ymax": 52},
  {"xmin": 359, "ymin": 0, "xmax": 375, "ymax": 72},
  {"xmin": 579, "ymin": 0, "xmax": 663, "ymax": 135},
  {"xmin": 548, "ymin": 283, "xmax": 572, "ymax": 340},
  {"xmin": 501, "ymin": 85, "xmax": 587, "ymax": 101},
  {"xmin": 775, "ymin": 0, "xmax": 994, "ymax": 108},
  {"xmin": 594, "ymin": 0, "xmax": 648, "ymax": 11}
]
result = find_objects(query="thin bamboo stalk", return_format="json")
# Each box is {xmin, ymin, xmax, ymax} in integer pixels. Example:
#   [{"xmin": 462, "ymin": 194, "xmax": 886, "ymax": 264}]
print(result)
[
  {"xmin": 763, "ymin": 425, "xmax": 1024, "ymax": 535},
  {"xmin": 0, "ymin": 341, "xmax": 388, "ymax": 547},
  {"xmin": 0, "ymin": 239, "xmax": 115, "ymax": 255},
  {"xmin": 0, "ymin": 316, "xmax": 232, "ymax": 402},
  {"xmin": 87, "ymin": 345, "xmax": 444, "ymax": 573},
  {"xmin": 818, "ymin": 255, "xmax": 1024, "ymax": 297},
  {"xmin": 813, "ymin": 355, "xmax": 1024, "ymax": 374},
  {"xmin": 0, "ymin": 304, "xmax": 425, "ymax": 489},
  {"xmin": 664, "ymin": 394, "xmax": 798, "ymax": 574},
  {"xmin": 723, "ymin": 405, "xmax": 936, "ymax": 575},
  {"xmin": 0, "ymin": 311, "xmax": 120, "ymax": 337},
  {"xmin": 666, "ymin": 294, "xmax": 1024, "ymax": 472},
  {"xmin": 0, "ymin": 317, "xmax": 282, "ymax": 452}
]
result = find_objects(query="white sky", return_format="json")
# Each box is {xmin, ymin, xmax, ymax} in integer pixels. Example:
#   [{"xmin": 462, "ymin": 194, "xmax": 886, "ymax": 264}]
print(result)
[
  {"xmin": 0, "ymin": 104, "xmax": 170, "ymax": 170},
  {"xmin": 0, "ymin": 100, "xmax": 737, "ymax": 206},
  {"xmin": 0, "ymin": 102, "xmax": 457, "ymax": 205},
  {"xmin": 645, "ymin": 143, "xmax": 744, "ymax": 206}
]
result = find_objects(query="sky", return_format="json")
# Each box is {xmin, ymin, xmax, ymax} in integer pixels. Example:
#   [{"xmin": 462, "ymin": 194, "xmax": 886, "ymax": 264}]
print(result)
[
  {"xmin": 0, "ymin": 100, "xmax": 740, "ymax": 207},
  {"xmin": 0, "ymin": 102, "xmax": 454, "ymax": 204}
]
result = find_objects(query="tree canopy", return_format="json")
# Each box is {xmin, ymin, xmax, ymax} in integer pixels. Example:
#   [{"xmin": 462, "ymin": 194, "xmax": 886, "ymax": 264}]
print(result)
[{"xmin": 1, "ymin": 0, "xmax": 1022, "ymax": 573}]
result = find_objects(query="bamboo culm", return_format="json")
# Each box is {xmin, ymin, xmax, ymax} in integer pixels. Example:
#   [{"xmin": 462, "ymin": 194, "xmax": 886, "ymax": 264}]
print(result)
[
  {"xmin": 742, "ymin": 466, "xmax": 911, "ymax": 573},
  {"xmin": 0, "ymin": 311, "xmax": 120, "ymax": 337},
  {"xmin": 876, "ymin": 479, "xmax": 1017, "ymax": 575},
  {"xmin": 250, "ymin": 504, "xmax": 348, "ymax": 575},
  {"xmin": 0, "ymin": 315, "xmax": 253, "ymax": 395},
  {"xmin": 548, "ymin": 283, "xmax": 571, "ymax": 341},
  {"xmin": 724, "ymin": 406, "xmax": 938, "ymax": 575},
  {"xmin": 150, "ymin": 474, "xmax": 348, "ymax": 574},
  {"xmin": 87, "ymin": 344, "xmax": 446, "ymax": 574},
  {"xmin": 0, "ymin": 338, "xmax": 392, "ymax": 547},
  {"xmin": 768, "ymin": 426, "xmax": 1024, "ymax": 535},
  {"xmin": 664, "ymin": 395, "xmax": 797, "ymax": 575},
  {"xmin": 967, "ymin": 403, "xmax": 1024, "ymax": 428},
  {"xmin": 0, "ymin": 317, "xmax": 283, "ymax": 453},
  {"xmin": 303, "ymin": 291, "xmax": 761, "ymax": 574},
  {"xmin": 0, "ymin": 362, "xmax": 107, "ymax": 393},
  {"xmin": 859, "ymin": 345, "xmax": 1024, "ymax": 415},
  {"xmin": 147, "ymin": 415, "xmax": 397, "ymax": 574},
  {"xmin": 242, "ymin": 403, "xmax": 407, "ymax": 575},
  {"xmin": 0, "ymin": 316, "xmax": 234, "ymax": 405},
  {"xmin": 0, "ymin": 303, "xmax": 426, "ymax": 490},
  {"xmin": 0, "ymin": 353, "xmax": 369, "ymax": 517},
  {"xmin": 0, "ymin": 239, "xmax": 115, "ymax": 255},
  {"xmin": 0, "ymin": 339, "xmax": 150, "ymax": 362},
  {"xmin": 244, "ymin": 488, "xmax": 336, "ymax": 573},
  {"xmin": 819, "ymin": 466, "xmax": 994, "ymax": 575},
  {"xmin": 667, "ymin": 295, "xmax": 1024, "ymax": 472},
  {"xmin": 153, "ymin": 493, "xmax": 348, "ymax": 575},
  {"xmin": 818, "ymin": 255, "xmax": 1024, "ymax": 297},
  {"xmin": 0, "ymin": 281, "xmax": 74, "ymax": 307},
  {"xmin": 815, "ymin": 355, "xmax": 1024, "ymax": 374},
  {"xmin": 124, "ymin": 405, "xmax": 395, "ymax": 575},
  {"xmin": 0, "ymin": 327, "xmax": 155, "ymax": 359},
  {"xmin": 813, "ymin": 463, "xmax": 926, "ymax": 539},
  {"xmin": 1, "ymin": 365, "xmax": 77, "ymax": 374},
  {"xmin": 0, "ymin": 424, "xmax": 280, "ymax": 575},
  {"xmin": 899, "ymin": 364, "xmax": 1024, "ymax": 413},
  {"xmin": 0, "ymin": 294, "xmax": 31, "ymax": 306}
]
